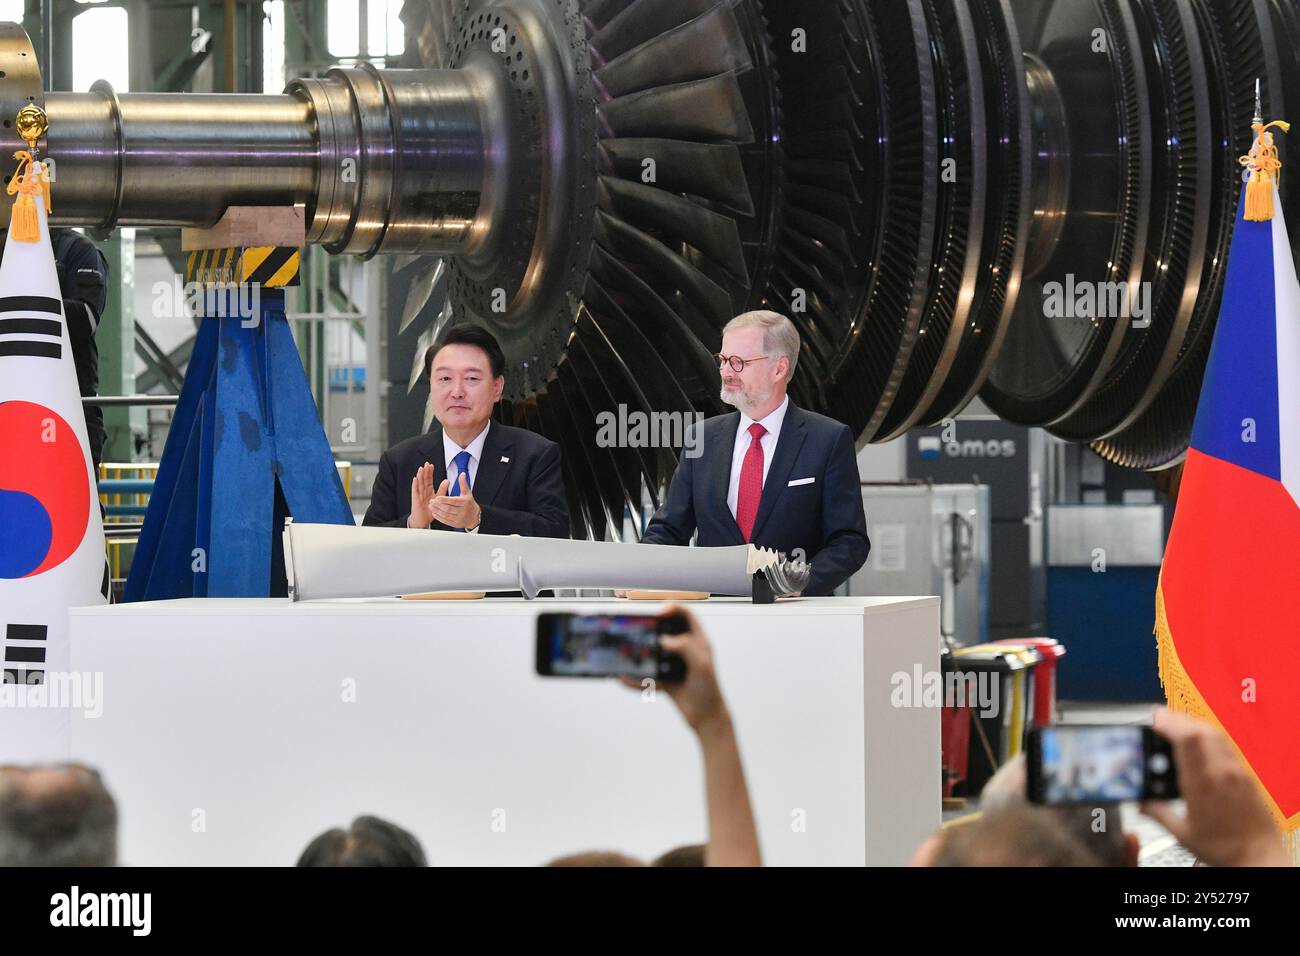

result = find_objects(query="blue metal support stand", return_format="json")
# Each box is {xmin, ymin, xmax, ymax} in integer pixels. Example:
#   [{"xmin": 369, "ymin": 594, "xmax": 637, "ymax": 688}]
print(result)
[{"xmin": 124, "ymin": 286, "xmax": 354, "ymax": 600}]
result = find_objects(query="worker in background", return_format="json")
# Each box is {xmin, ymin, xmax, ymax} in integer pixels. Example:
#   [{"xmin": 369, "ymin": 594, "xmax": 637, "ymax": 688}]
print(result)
[{"xmin": 0, "ymin": 226, "xmax": 110, "ymax": 469}]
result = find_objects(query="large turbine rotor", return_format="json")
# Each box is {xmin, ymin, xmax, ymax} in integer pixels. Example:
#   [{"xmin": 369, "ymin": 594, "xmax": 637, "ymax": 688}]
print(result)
[{"xmin": 1, "ymin": 0, "xmax": 1296, "ymax": 539}]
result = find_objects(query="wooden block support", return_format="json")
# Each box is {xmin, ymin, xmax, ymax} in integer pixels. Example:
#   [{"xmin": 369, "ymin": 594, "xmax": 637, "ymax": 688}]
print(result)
[
  {"xmin": 182, "ymin": 206, "xmax": 306, "ymax": 251},
  {"xmin": 400, "ymin": 591, "xmax": 488, "ymax": 601},
  {"xmin": 621, "ymin": 590, "xmax": 710, "ymax": 601}
]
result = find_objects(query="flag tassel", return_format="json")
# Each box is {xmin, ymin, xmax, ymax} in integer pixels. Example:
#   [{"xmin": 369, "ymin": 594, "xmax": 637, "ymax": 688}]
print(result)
[
  {"xmin": 1156, "ymin": 580, "xmax": 1300, "ymax": 863},
  {"xmin": 6, "ymin": 149, "xmax": 50, "ymax": 243},
  {"xmin": 1239, "ymin": 119, "xmax": 1290, "ymax": 222},
  {"xmin": 1153, "ymin": 581, "xmax": 1205, "ymax": 721}
]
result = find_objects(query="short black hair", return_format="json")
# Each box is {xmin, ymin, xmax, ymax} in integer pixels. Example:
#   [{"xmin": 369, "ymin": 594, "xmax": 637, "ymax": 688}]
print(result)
[
  {"xmin": 424, "ymin": 324, "xmax": 506, "ymax": 381},
  {"xmin": 296, "ymin": 815, "xmax": 428, "ymax": 867}
]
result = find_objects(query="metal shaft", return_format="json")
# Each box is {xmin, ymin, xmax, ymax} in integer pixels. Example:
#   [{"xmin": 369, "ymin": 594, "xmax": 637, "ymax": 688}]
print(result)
[
  {"xmin": 41, "ymin": 67, "xmax": 496, "ymax": 258},
  {"xmin": 0, "ymin": 19, "xmax": 501, "ymax": 258},
  {"xmin": 46, "ymin": 87, "xmax": 318, "ymax": 232}
]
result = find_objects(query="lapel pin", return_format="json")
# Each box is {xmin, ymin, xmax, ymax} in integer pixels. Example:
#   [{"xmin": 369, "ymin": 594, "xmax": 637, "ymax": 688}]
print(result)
[{"xmin": 500, "ymin": 456, "xmax": 510, "ymax": 463}]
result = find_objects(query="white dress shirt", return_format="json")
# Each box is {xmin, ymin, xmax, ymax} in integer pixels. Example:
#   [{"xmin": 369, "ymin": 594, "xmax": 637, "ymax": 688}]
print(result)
[
  {"xmin": 443, "ymin": 420, "xmax": 490, "ymax": 490},
  {"xmin": 429, "ymin": 420, "xmax": 490, "ymax": 532},
  {"xmin": 726, "ymin": 395, "xmax": 789, "ymax": 521}
]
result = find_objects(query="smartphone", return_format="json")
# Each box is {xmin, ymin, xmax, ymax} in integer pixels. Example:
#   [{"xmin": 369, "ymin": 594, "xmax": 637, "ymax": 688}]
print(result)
[
  {"xmin": 535, "ymin": 613, "xmax": 687, "ymax": 681},
  {"xmin": 1026, "ymin": 724, "xmax": 1179, "ymax": 804}
]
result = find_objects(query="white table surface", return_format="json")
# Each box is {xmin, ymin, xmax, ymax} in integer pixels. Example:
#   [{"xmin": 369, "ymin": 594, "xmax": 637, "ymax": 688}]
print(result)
[{"xmin": 68, "ymin": 595, "xmax": 940, "ymax": 866}]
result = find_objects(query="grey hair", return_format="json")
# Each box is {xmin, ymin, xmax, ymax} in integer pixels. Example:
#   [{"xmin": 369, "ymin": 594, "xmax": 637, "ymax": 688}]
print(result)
[
  {"xmin": 0, "ymin": 764, "xmax": 118, "ymax": 866},
  {"xmin": 723, "ymin": 310, "xmax": 800, "ymax": 380}
]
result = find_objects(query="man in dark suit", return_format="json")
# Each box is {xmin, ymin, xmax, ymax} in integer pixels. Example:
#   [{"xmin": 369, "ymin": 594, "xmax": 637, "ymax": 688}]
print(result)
[
  {"xmin": 641, "ymin": 311, "xmax": 869, "ymax": 596},
  {"xmin": 2, "ymin": 228, "xmax": 110, "ymax": 468},
  {"xmin": 362, "ymin": 324, "xmax": 569, "ymax": 537}
]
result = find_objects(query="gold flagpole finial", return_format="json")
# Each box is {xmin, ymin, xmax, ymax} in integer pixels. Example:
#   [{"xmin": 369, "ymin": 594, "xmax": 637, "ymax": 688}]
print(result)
[
  {"xmin": 8, "ymin": 105, "xmax": 51, "ymax": 243},
  {"xmin": 1238, "ymin": 79, "xmax": 1289, "ymax": 222},
  {"xmin": 14, "ymin": 104, "xmax": 47, "ymax": 154}
]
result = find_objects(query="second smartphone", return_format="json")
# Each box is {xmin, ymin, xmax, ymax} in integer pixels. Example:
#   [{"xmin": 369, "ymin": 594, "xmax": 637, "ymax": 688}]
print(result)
[{"xmin": 535, "ymin": 612, "xmax": 688, "ymax": 682}]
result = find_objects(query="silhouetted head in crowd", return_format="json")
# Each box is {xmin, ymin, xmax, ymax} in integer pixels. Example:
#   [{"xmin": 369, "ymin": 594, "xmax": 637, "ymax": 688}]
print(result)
[
  {"xmin": 980, "ymin": 754, "xmax": 1139, "ymax": 866},
  {"xmin": 921, "ymin": 806, "xmax": 1101, "ymax": 866},
  {"xmin": 0, "ymin": 764, "xmax": 118, "ymax": 866},
  {"xmin": 297, "ymin": 815, "xmax": 428, "ymax": 867},
  {"xmin": 545, "ymin": 850, "xmax": 646, "ymax": 867},
  {"xmin": 652, "ymin": 843, "xmax": 707, "ymax": 867},
  {"xmin": 545, "ymin": 843, "xmax": 707, "ymax": 867}
]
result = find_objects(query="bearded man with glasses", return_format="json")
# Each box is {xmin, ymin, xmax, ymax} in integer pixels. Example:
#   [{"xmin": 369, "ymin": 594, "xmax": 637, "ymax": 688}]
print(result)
[{"xmin": 640, "ymin": 311, "xmax": 869, "ymax": 596}]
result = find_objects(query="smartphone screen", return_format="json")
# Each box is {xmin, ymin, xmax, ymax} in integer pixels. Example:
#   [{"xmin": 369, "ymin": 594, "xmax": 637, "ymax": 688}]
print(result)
[
  {"xmin": 1027, "ymin": 725, "xmax": 1178, "ymax": 804},
  {"xmin": 536, "ymin": 613, "xmax": 666, "ymax": 679}
]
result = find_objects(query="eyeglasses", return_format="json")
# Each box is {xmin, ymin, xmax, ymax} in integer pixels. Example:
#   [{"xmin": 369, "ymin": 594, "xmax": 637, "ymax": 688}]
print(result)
[{"xmin": 714, "ymin": 353, "xmax": 770, "ymax": 373}]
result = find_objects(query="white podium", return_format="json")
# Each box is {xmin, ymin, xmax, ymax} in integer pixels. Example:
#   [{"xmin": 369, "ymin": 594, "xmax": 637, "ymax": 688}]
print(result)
[{"xmin": 67, "ymin": 596, "xmax": 939, "ymax": 866}]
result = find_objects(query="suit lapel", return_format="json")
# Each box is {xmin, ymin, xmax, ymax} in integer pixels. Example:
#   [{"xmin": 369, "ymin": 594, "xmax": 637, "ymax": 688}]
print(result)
[
  {"xmin": 417, "ymin": 425, "xmax": 444, "ymax": 477},
  {"xmin": 706, "ymin": 413, "xmax": 744, "ymax": 544},
  {"xmin": 750, "ymin": 402, "xmax": 807, "ymax": 541},
  {"xmin": 467, "ymin": 420, "xmax": 513, "ymax": 505}
]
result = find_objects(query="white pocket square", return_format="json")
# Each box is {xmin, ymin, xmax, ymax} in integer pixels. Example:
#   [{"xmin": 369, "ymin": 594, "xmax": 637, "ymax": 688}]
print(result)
[{"xmin": 787, "ymin": 477, "xmax": 815, "ymax": 487}]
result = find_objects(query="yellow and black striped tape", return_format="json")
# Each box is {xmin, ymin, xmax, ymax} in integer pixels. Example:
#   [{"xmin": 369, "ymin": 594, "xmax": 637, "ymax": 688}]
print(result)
[
  {"xmin": 241, "ymin": 246, "xmax": 301, "ymax": 287},
  {"xmin": 184, "ymin": 246, "xmax": 301, "ymax": 287}
]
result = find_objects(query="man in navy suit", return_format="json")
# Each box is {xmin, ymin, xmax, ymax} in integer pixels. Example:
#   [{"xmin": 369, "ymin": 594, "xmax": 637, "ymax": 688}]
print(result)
[
  {"xmin": 641, "ymin": 311, "xmax": 869, "ymax": 596},
  {"xmin": 363, "ymin": 324, "xmax": 569, "ymax": 537}
]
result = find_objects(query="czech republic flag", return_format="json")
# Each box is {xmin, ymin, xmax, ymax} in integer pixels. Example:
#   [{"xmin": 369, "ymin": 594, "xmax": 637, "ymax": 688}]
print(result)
[{"xmin": 1156, "ymin": 153, "xmax": 1300, "ymax": 855}]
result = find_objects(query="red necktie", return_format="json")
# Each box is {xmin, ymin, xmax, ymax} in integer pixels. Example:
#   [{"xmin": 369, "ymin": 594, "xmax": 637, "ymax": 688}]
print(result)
[{"xmin": 736, "ymin": 422, "xmax": 767, "ymax": 542}]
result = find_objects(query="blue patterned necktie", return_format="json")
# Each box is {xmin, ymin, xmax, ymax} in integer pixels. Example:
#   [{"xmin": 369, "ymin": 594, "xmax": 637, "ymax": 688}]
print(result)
[{"xmin": 450, "ymin": 449, "xmax": 472, "ymax": 496}]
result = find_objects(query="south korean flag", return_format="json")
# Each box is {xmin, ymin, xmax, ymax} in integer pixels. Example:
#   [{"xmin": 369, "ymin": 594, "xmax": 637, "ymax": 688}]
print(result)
[{"xmin": 0, "ymin": 155, "xmax": 107, "ymax": 761}]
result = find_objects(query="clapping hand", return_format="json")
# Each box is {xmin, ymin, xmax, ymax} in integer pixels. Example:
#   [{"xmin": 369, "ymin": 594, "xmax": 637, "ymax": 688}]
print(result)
[
  {"xmin": 428, "ymin": 474, "xmax": 482, "ymax": 530},
  {"xmin": 408, "ymin": 462, "xmax": 436, "ymax": 529}
]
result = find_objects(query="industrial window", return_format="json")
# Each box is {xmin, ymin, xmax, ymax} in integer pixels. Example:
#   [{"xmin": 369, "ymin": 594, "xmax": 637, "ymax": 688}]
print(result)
[
  {"xmin": 328, "ymin": 0, "xmax": 404, "ymax": 59},
  {"xmin": 72, "ymin": 4, "xmax": 130, "ymax": 92},
  {"xmin": 263, "ymin": 0, "xmax": 285, "ymax": 92}
]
